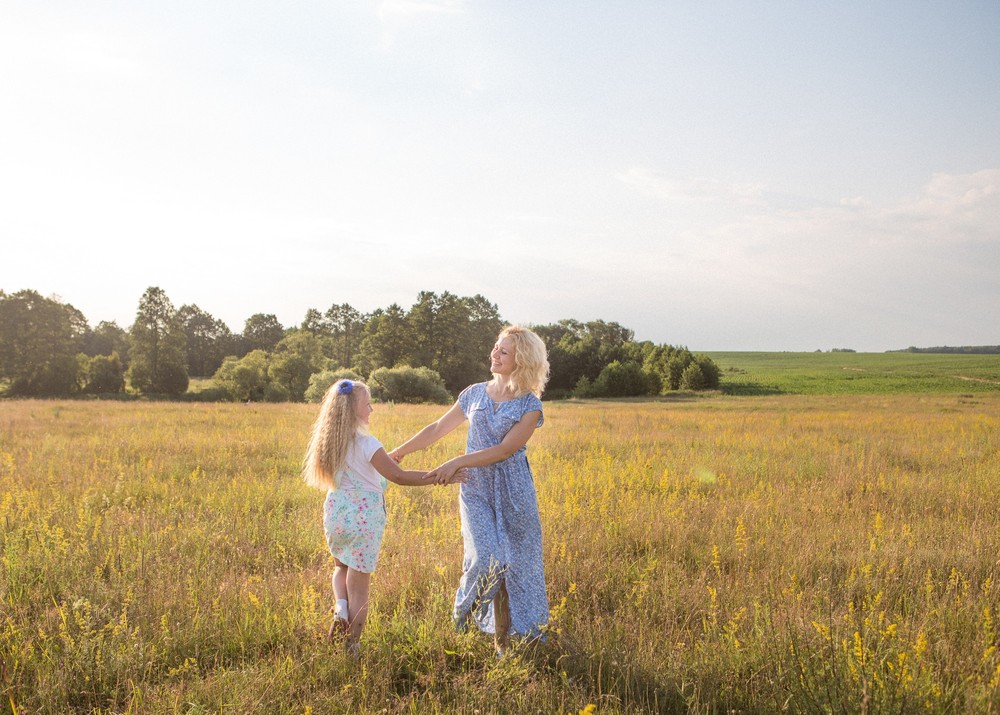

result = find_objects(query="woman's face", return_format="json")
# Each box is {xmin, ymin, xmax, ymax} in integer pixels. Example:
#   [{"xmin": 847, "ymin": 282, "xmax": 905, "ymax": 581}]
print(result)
[
  {"xmin": 490, "ymin": 336, "xmax": 516, "ymax": 376},
  {"xmin": 353, "ymin": 386, "xmax": 373, "ymax": 425}
]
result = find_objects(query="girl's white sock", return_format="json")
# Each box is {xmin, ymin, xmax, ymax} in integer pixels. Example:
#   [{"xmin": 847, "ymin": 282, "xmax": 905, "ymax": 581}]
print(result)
[{"xmin": 334, "ymin": 599, "xmax": 349, "ymax": 621}]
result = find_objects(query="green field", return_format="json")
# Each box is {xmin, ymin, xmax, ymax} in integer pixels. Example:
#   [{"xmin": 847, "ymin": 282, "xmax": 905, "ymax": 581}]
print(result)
[
  {"xmin": 2, "ymin": 356, "xmax": 999, "ymax": 713},
  {"xmin": 709, "ymin": 351, "xmax": 1000, "ymax": 395}
]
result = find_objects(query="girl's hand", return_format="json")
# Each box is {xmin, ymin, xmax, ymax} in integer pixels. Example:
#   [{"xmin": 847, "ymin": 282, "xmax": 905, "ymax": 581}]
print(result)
[{"xmin": 450, "ymin": 468, "xmax": 471, "ymax": 485}]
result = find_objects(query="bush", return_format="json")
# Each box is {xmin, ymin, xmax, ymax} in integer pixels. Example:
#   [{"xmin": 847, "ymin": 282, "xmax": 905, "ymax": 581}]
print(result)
[
  {"xmin": 263, "ymin": 382, "xmax": 290, "ymax": 403},
  {"xmin": 579, "ymin": 360, "xmax": 658, "ymax": 398},
  {"xmin": 368, "ymin": 365, "xmax": 451, "ymax": 404},
  {"xmin": 84, "ymin": 353, "xmax": 125, "ymax": 394},
  {"xmin": 154, "ymin": 362, "xmax": 190, "ymax": 396},
  {"xmin": 9, "ymin": 354, "xmax": 84, "ymax": 397},
  {"xmin": 643, "ymin": 345, "xmax": 720, "ymax": 392},
  {"xmin": 213, "ymin": 351, "xmax": 269, "ymax": 402},
  {"xmin": 304, "ymin": 368, "xmax": 364, "ymax": 403},
  {"xmin": 572, "ymin": 376, "xmax": 594, "ymax": 398},
  {"xmin": 680, "ymin": 362, "xmax": 708, "ymax": 390}
]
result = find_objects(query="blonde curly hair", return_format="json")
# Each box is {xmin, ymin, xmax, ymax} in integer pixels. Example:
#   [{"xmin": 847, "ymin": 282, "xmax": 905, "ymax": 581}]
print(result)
[
  {"xmin": 301, "ymin": 380, "xmax": 367, "ymax": 491},
  {"xmin": 497, "ymin": 325, "xmax": 549, "ymax": 398}
]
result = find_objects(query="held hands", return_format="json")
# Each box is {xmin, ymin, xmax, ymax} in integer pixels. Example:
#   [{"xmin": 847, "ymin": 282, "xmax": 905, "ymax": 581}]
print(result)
[
  {"xmin": 424, "ymin": 459, "xmax": 468, "ymax": 486},
  {"xmin": 387, "ymin": 449, "xmax": 403, "ymax": 464}
]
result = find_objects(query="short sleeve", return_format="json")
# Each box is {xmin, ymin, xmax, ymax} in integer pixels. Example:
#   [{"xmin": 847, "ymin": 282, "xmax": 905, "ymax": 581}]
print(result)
[
  {"xmin": 359, "ymin": 433, "xmax": 383, "ymax": 462},
  {"xmin": 521, "ymin": 394, "xmax": 544, "ymax": 428},
  {"xmin": 458, "ymin": 384, "xmax": 477, "ymax": 417}
]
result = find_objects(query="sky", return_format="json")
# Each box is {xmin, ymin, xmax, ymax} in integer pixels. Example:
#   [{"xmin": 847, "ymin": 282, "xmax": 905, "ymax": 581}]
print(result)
[{"xmin": 2, "ymin": 1, "xmax": 999, "ymax": 352}]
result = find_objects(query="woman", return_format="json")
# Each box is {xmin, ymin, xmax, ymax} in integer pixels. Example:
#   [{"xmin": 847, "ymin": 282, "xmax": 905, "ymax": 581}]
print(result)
[{"xmin": 390, "ymin": 325, "xmax": 549, "ymax": 651}]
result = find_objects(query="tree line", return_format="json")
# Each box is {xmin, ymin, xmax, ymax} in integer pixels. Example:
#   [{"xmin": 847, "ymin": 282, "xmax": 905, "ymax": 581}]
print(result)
[
  {"xmin": 891, "ymin": 345, "xmax": 1000, "ymax": 355},
  {"xmin": 0, "ymin": 287, "xmax": 719, "ymax": 402}
]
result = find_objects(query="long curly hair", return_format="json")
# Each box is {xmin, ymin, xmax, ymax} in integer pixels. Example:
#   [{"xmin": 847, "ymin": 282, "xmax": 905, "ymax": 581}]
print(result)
[
  {"xmin": 498, "ymin": 325, "xmax": 549, "ymax": 398},
  {"xmin": 301, "ymin": 380, "xmax": 366, "ymax": 490}
]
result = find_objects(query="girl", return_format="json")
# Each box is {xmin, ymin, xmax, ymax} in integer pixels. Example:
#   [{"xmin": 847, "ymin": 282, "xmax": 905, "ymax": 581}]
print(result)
[
  {"xmin": 302, "ymin": 379, "xmax": 467, "ymax": 656},
  {"xmin": 389, "ymin": 325, "xmax": 549, "ymax": 654}
]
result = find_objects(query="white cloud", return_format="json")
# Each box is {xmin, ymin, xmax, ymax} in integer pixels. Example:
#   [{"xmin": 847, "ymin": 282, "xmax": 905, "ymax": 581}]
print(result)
[
  {"xmin": 882, "ymin": 169, "xmax": 1000, "ymax": 241},
  {"xmin": 621, "ymin": 167, "xmax": 1000, "ymax": 253}
]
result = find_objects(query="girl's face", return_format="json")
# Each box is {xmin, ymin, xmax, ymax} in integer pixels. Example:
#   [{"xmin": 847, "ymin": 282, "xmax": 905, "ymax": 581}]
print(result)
[
  {"xmin": 490, "ymin": 336, "xmax": 516, "ymax": 377},
  {"xmin": 353, "ymin": 386, "xmax": 373, "ymax": 425}
]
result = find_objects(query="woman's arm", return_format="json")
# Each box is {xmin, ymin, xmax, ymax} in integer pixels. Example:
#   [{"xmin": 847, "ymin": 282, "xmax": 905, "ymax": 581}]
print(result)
[
  {"xmin": 388, "ymin": 400, "xmax": 467, "ymax": 462},
  {"xmin": 424, "ymin": 410, "xmax": 541, "ymax": 483},
  {"xmin": 371, "ymin": 448, "xmax": 468, "ymax": 487}
]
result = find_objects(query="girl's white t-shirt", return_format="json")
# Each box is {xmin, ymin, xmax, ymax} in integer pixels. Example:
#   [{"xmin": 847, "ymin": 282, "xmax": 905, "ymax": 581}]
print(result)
[{"xmin": 336, "ymin": 432, "xmax": 388, "ymax": 493}]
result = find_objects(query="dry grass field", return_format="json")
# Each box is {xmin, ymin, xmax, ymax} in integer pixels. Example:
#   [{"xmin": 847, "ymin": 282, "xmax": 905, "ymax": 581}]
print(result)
[{"xmin": 2, "ymin": 393, "xmax": 999, "ymax": 713}]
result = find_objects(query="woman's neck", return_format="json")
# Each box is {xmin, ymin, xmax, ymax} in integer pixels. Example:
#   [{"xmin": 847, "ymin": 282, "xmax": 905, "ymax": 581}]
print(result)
[{"xmin": 490, "ymin": 375, "xmax": 514, "ymax": 396}]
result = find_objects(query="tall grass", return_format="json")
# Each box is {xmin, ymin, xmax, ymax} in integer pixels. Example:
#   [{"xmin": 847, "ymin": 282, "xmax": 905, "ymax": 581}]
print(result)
[{"xmin": 2, "ymin": 395, "xmax": 999, "ymax": 713}]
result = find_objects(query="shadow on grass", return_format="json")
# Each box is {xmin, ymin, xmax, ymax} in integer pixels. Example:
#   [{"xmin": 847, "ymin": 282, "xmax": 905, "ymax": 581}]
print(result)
[{"xmin": 530, "ymin": 634, "xmax": 689, "ymax": 713}]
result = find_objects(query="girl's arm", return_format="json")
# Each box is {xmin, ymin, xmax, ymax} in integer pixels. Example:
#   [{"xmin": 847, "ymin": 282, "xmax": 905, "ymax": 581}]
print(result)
[
  {"xmin": 424, "ymin": 410, "xmax": 540, "ymax": 484},
  {"xmin": 388, "ymin": 401, "xmax": 467, "ymax": 462},
  {"xmin": 370, "ymin": 448, "xmax": 468, "ymax": 487}
]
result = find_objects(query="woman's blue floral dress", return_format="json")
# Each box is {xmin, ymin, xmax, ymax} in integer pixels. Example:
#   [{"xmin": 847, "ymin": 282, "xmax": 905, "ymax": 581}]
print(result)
[{"xmin": 454, "ymin": 383, "xmax": 548, "ymax": 638}]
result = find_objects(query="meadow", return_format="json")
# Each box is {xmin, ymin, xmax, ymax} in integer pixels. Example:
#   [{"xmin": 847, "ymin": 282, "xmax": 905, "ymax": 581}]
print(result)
[
  {"xmin": 2, "ymin": 359, "xmax": 1000, "ymax": 713},
  {"xmin": 707, "ymin": 351, "xmax": 1000, "ymax": 395}
]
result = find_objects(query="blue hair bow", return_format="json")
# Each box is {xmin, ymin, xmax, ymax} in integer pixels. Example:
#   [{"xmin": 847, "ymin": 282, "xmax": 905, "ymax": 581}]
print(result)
[{"xmin": 337, "ymin": 381, "xmax": 353, "ymax": 395}]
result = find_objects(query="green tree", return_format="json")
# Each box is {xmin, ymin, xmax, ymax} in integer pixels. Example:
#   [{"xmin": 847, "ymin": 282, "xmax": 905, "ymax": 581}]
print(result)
[
  {"xmin": 458, "ymin": 293, "xmax": 504, "ymax": 385},
  {"xmin": 538, "ymin": 319, "xmax": 634, "ymax": 393},
  {"xmin": 126, "ymin": 287, "xmax": 189, "ymax": 395},
  {"xmin": 212, "ymin": 350, "xmax": 269, "ymax": 402},
  {"xmin": 405, "ymin": 291, "xmax": 444, "ymax": 368},
  {"xmin": 83, "ymin": 320, "xmax": 129, "ymax": 364},
  {"xmin": 300, "ymin": 308, "xmax": 328, "ymax": 336},
  {"xmin": 643, "ymin": 346, "xmax": 720, "ymax": 391},
  {"xmin": 240, "ymin": 313, "xmax": 285, "ymax": 355},
  {"xmin": 267, "ymin": 329, "xmax": 324, "ymax": 401},
  {"xmin": 325, "ymin": 303, "xmax": 367, "ymax": 370},
  {"xmin": 404, "ymin": 291, "xmax": 501, "ymax": 393},
  {"xmin": 356, "ymin": 304, "xmax": 414, "ymax": 375},
  {"xmin": 0, "ymin": 290, "xmax": 87, "ymax": 396},
  {"xmin": 178, "ymin": 304, "xmax": 235, "ymax": 377},
  {"xmin": 694, "ymin": 354, "xmax": 721, "ymax": 390},
  {"xmin": 534, "ymin": 320, "xmax": 585, "ymax": 393}
]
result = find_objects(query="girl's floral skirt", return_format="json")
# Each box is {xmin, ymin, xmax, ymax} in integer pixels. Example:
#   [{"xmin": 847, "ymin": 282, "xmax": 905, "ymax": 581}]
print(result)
[{"xmin": 323, "ymin": 488, "xmax": 386, "ymax": 573}]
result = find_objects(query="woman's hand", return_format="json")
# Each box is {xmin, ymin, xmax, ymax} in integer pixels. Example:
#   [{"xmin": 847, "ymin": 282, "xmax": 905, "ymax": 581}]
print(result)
[
  {"xmin": 424, "ymin": 458, "xmax": 464, "ymax": 485},
  {"xmin": 387, "ymin": 448, "xmax": 403, "ymax": 464}
]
